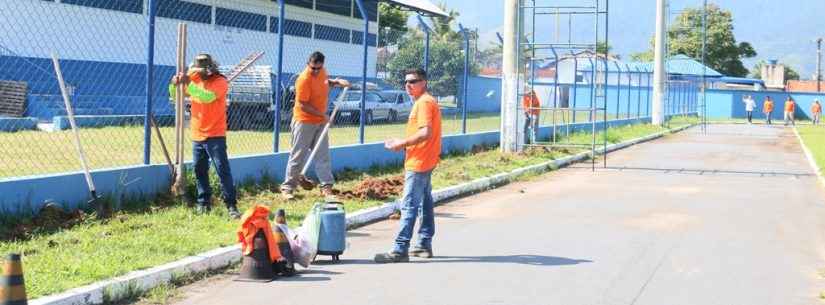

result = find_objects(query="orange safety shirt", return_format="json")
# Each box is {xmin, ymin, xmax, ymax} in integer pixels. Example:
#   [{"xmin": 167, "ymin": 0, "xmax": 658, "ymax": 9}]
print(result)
[
  {"xmin": 404, "ymin": 93, "xmax": 442, "ymax": 172},
  {"xmin": 237, "ymin": 205, "xmax": 281, "ymax": 263},
  {"xmin": 763, "ymin": 100, "xmax": 774, "ymax": 113},
  {"xmin": 293, "ymin": 67, "xmax": 330, "ymax": 124},
  {"xmin": 812, "ymin": 103, "xmax": 822, "ymax": 114},
  {"xmin": 522, "ymin": 90, "xmax": 541, "ymax": 115},
  {"xmin": 785, "ymin": 101, "xmax": 795, "ymax": 112},
  {"xmin": 169, "ymin": 72, "xmax": 229, "ymax": 141}
]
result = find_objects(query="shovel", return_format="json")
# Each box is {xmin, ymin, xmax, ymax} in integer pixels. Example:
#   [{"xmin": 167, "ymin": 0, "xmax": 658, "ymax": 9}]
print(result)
[
  {"xmin": 298, "ymin": 88, "xmax": 348, "ymax": 190},
  {"xmin": 52, "ymin": 53, "xmax": 106, "ymax": 218}
]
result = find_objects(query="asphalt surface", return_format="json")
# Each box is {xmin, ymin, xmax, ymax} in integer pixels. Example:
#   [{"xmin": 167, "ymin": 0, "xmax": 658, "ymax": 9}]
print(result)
[{"xmin": 171, "ymin": 124, "xmax": 825, "ymax": 305}]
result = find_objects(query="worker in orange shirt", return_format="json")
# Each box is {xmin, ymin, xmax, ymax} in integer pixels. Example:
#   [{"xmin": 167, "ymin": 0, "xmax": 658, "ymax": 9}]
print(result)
[
  {"xmin": 811, "ymin": 99, "xmax": 822, "ymax": 125},
  {"xmin": 170, "ymin": 54, "xmax": 240, "ymax": 219},
  {"xmin": 763, "ymin": 96, "xmax": 774, "ymax": 125},
  {"xmin": 522, "ymin": 86, "xmax": 541, "ymax": 144},
  {"xmin": 375, "ymin": 68, "xmax": 441, "ymax": 263},
  {"xmin": 784, "ymin": 97, "xmax": 796, "ymax": 126},
  {"xmin": 281, "ymin": 52, "xmax": 350, "ymax": 200}
]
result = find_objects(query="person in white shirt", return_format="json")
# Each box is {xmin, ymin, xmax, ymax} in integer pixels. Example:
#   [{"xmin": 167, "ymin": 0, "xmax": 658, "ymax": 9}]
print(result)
[{"xmin": 742, "ymin": 94, "xmax": 756, "ymax": 124}]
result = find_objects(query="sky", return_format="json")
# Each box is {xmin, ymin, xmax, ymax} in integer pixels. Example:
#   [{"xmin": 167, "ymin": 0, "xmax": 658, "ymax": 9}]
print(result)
[{"xmin": 432, "ymin": 0, "xmax": 825, "ymax": 79}]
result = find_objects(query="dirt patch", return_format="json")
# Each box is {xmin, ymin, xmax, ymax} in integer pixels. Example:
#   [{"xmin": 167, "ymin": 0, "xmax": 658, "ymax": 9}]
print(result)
[
  {"xmin": 336, "ymin": 175, "xmax": 405, "ymax": 201},
  {"xmin": 4, "ymin": 203, "xmax": 88, "ymax": 241}
]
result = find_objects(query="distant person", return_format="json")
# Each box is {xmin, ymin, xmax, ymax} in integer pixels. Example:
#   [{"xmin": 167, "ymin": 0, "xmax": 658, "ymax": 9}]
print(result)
[
  {"xmin": 169, "ymin": 53, "xmax": 240, "ymax": 219},
  {"xmin": 522, "ymin": 86, "xmax": 541, "ymax": 144},
  {"xmin": 742, "ymin": 94, "xmax": 756, "ymax": 124},
  {"xmin": 763, "ymin": 96, "xmax": 774, "ymax": 125},
  {"xmin": 374, "ymin": 68, "xmax": 442, "ymax": 263},
  {"xmin": 812, "ymin": 100, "xmax": 822, "ymax": 125},
  {"xmin": 281, "ymin": 51, "xmax": 350, "ymax": 201},
  {"xmin": 784, "ymin": 97, "xmax": 796, "ymax": 126}
]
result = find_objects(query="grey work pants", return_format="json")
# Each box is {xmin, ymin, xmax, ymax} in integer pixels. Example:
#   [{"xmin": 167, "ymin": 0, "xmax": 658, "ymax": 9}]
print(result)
[{"xmin": 282, "ymin": 120, "xmax": 334, "ymax": 190}]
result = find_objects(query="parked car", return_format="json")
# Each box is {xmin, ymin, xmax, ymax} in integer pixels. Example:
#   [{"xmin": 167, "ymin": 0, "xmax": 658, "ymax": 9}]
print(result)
[
  {"xmin": 378, "ymin": 90, "xmax": 414, "ymax": 121},
  {"xmin": 332, "ymin": 89, "xmax": 413, "ymax": 124},
  {"xmin": 333, "ymin": 90, "xmax": 387, "ymax": 124}
]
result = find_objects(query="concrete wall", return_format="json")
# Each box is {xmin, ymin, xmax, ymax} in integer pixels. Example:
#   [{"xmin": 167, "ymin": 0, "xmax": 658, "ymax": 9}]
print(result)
[
  {"xmin": 0, "ymin": 118, "xmax": 645, "ymax": 215},
  {"xmin": 706, "ymin": 89, "xmax": 825, "ymax": 119}
]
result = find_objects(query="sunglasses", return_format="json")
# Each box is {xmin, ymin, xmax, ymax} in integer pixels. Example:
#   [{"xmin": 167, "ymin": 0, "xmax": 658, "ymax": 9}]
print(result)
[
  {"xmin": 405, "ymin": 79, "xmax": 422, "ymax": 85},
  {"xmin": 310, "ymin": 66, "xmax": 323, "ymax": 71}
]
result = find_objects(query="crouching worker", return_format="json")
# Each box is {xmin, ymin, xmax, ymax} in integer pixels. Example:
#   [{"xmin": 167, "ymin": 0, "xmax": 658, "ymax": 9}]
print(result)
[
  {"xmin": 375, "ymin": 68, "xmax": 442, "ymax": 263},
  {"xmin": 170, "ymin": 53, "xmax": 240, "ymax": 219}
]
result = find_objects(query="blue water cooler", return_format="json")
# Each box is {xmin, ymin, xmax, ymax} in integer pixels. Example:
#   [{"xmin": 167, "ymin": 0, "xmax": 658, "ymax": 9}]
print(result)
[{"xmin": 316, "ymin": 203, "xmax": 346, "ymax": 261}]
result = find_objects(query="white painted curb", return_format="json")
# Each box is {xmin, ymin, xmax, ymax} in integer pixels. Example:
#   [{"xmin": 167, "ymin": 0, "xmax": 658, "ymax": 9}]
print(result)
[
  {"xmin": 792, "ymin": 127, "xmax": 825, "ymax": 189},
  {"xmin": 31, "ymin": 124, "xmax": 693, "ymax": 305}
]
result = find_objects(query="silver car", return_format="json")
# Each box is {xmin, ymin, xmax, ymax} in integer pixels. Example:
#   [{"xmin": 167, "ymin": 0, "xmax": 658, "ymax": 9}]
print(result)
[
  {"xmin": 333, "ymin": 90, "xmax": 413, "ymax": 124},
  {"xmin": 378, "ymin": 90, "xmax": 414, "ymax": 121}
]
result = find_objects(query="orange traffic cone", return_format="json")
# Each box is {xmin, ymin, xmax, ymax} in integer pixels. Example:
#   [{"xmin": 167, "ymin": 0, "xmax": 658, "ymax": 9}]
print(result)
[
  {"xmin": 0, "ymin": 253, "xmax": 27, "ymax": 305},
  {"xmin": 236, "ymin": 231, "xmax": 274, "ymax": 282}
]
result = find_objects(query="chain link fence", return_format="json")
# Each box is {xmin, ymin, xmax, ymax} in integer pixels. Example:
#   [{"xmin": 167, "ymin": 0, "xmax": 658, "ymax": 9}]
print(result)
[{"xmin": 0, "ymin": 0, "xmax": 695, "ymax": 181}]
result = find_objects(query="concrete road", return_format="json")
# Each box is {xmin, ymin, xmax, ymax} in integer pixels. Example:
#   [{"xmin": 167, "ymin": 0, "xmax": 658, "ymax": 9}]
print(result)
[{"xmin": 171, "ymin": 124, "xmax": 825, "ymax": 305}]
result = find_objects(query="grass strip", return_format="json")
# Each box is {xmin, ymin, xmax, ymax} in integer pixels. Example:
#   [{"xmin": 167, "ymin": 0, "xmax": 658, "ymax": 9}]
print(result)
[{"xmin": 796, "ymin": 125, "xmax": 825, "ymax": 173}]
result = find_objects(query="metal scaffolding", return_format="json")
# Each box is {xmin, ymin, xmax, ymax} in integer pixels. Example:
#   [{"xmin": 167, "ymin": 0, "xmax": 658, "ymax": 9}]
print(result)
[{"xmin": 516, "ymin": 0, "xmax": 609, "ymax": 170}]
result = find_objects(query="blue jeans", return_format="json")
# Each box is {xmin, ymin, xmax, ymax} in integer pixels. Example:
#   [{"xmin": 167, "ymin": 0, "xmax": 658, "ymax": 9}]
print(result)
[
  {"xmin": 393, "ymin": 170, "xmax": 435, "ymax": 254},
  {"xmin": 192, "ymin": 137, "xmax": 237, "ymax": 207}
]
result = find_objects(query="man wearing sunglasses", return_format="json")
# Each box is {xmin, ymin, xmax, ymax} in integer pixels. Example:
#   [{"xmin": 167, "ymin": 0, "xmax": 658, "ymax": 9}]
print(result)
[
  {"xmin": 281, "ymin": 51, "xmax": 350, "ymax": 200},
  {"xmin": 375, "ymin": 68, "xmax": 442, "ymax": 263}
]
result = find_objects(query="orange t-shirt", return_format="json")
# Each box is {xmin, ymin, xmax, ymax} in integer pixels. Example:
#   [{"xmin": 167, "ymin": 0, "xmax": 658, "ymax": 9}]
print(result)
[
  {"xmin": 404, "ymin": 93, "xmax": 442, "ymax": 172},
  {"xmin": 293, "ymin": 67, "xmax": 330, "ymax": 124},
  {"xmin": 812, "ymin": 103, "xmax": 822, "ymax": 114},
  {"xmin": 785, "ymin": 101, "xmax": 795, "ymax": 112},
  {"xmin": 522, "ymin": 91, "xmax": 540, "ymax": 115},
  {"xmin": 763, "ymin": 101, "xmax": 774, "ymax": 112},
  {"xmin": 186, "ymin": 72, "xmax": 228, "ymax": 141}
]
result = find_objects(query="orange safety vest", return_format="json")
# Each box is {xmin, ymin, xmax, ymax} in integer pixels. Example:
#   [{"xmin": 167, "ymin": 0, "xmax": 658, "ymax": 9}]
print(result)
[
  {"xmin": 812, "ymin": 103, "xmax": 821, "ymax": 114},
  {"xmin": 763, "ymin": 101, "xmax": 774, "ymax": 113},
  {"xmin": 784, "ymin": 101, "xmax": 795, "ymax": 112},
  {"xmin": 237, "ymin": 205, "xmax": 281, "ymax": 263}
]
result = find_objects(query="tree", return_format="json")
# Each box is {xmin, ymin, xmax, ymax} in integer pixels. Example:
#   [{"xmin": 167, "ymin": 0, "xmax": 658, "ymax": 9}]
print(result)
[
  {"xmin": 378, "ymin": 3, "xmax": 409, "ymax": 45},
  {"xmin": 384, "ymin": 6, "xmax": 479, "ymax": 97},
  {"xmin": 630, "ymin": 4, "xmax": 756, "ymax": 77},
  {"xmin": 749, "ymin": 61, "xmax": 801, "ymax": 81},
  {"xmin": 429, "ymin": 3, "xmax": 462, "ymax": 42}
]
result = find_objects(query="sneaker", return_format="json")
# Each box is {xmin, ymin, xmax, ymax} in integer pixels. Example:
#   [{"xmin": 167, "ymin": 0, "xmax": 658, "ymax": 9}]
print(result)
[
  {"xmin": 321, "ymin": 185, "xmax": 339, "ymax": 202},
  {"xmin": 281, "ymin": 188, "xmax": 296, "ymax": 201},
  {"xmin": 373, "ymin": 251, "xmax": 409, "ymax": 263},
  {"xmin": 227, "ymin": 206, "xmax": 241, "ymax": 220},
  {"xmin": 410, "ymin": 247, "xmax": 433, "ymax": 258},
  {"xmin": 195, "ymin": 204, "xmax": 211, "ymax": 214}
]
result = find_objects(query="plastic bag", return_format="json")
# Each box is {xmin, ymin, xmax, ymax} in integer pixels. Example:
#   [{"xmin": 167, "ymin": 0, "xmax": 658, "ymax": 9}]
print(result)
[
  {"xmin": 300, "ymin": 202, "xmax": 323, "ymax": 249},
  {"xmin": 289, "ymin": 230, "xmax": 317, "ymax": 268}
]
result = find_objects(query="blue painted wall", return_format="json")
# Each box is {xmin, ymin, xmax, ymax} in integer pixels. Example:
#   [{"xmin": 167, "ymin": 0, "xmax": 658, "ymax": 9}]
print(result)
[
  {"xmin": 0, "ymin": 118, "xmax": 645, "ymax": 215},
  {"xmin": 706, "ymin": 89, "xmax": 825, "ymax": 119}
]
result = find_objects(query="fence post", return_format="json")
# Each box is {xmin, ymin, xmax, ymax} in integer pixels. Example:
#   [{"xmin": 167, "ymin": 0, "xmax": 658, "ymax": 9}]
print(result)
[
  {"xmin": 417, "ymin": 15, "xmax": 431, "ymax": 73},
  {"xmin": 625, "ymin": 63, "xmax": 631, "ymax": 119},
  {"xmin": 645, "ymin": 71, "xmax": 653, "ymax": 119},
  {"xmin": 143, "ymin": 0, "xmax": 156, "ymax": 165},
  {"xmin": 571, "ymin": 53, "xmax": 578, "ymax": 123},
  {"xmin": 459, "ymin": 23, "xmax": 469, "ymax": 134},
  {"xmin": 614, "ymin": 61, "xmax": 621, "ymax": 119},
  {"xmin": 273, "ymin": 0, "xmax": 285, "ymax": 152},
  {"xmin": 355, "ymin": 0, "xmax": 369, "ymax": 144}
]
